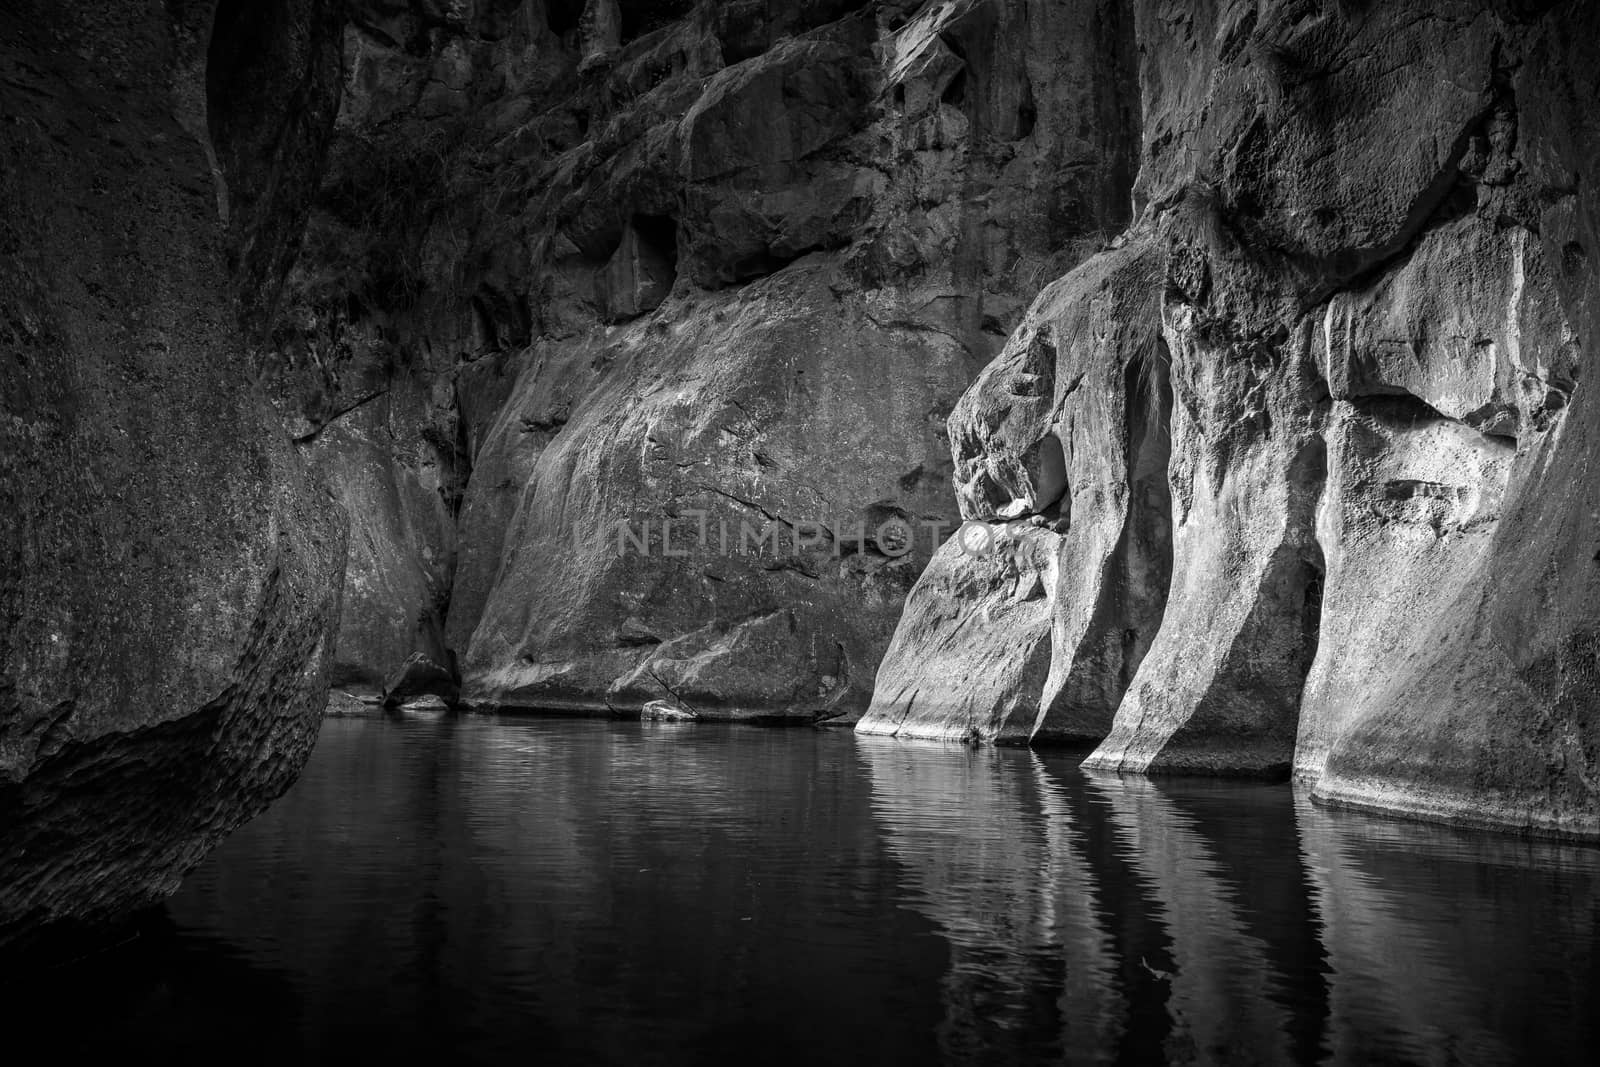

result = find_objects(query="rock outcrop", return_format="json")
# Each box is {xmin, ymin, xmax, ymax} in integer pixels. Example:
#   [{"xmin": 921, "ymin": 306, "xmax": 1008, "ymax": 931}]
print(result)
[
  {"xmin": 275, "ymin": 0, "xmax": 1140, "ymax": 720},
  {"xmin": 0, "ymin": 0, "xmax": 346, "ymax": 944},
  {"xmin": 862, "ymin": 0, "xmax": 1600, "ymax": 838}
]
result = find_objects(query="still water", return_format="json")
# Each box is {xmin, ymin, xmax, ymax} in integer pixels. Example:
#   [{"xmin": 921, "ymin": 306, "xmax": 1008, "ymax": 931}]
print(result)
[{"xmin": 17, "ymin": 713, "xmax": 1600, "ymax": 1064}]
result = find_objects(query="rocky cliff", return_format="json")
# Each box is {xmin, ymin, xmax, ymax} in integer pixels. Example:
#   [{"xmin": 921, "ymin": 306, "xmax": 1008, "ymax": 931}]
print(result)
[
  {"xmin": 0, "ymin": 0, "xmax": 346, "ymax": 944},
  {"xmin": 276, "ymin": 0, "xmax": 1138, "ymax": 719},
  {"xmin": 269, "ymin": 0, "xmax": 1597, "ymax": 834},
  {"xmin": 862, "ymin": 0, "xmax": 1600, "ymax": 838}
]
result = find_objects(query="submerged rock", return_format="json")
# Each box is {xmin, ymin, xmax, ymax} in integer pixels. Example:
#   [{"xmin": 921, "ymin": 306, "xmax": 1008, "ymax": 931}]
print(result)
[
  {"xmin": 641, "ymin": 700, "xmax": 698, "ymax": 723},
  {"xmin": 865, "ymin": 0, "xmax": 1600, "ymax": 837},
  {"xmin": 0, "ymin": 0, "xmax": 346, "ymax": 944}
]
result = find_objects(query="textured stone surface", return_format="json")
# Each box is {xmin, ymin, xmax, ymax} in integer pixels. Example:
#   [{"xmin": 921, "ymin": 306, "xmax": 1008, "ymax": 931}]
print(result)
[
  {"xmin": 862, "ymin": 241, "xmax": 1173, "ymax": 743},
  {"xmin": 867, "ymin": 0, "xmax": 1600, "ymax": 836},
  {"xmin": 859, "ymin": 528, "xmax": 1060, "ymax": 743},
  {"xmin": 278, "ymin": 0, "xmax": 1140, "ymax": 720},
  {"xmin": 0, "ymin": 0, "xmax": 346, "ymax": 942}
]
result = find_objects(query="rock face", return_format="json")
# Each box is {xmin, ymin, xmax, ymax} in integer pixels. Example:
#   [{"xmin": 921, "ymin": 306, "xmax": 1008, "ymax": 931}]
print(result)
[
  {"xmin": 0, "ymin": 0, "xmax": 346, "ymax": 943},
  {"xmin": 866, "ymin": 243, "xmax": 1173, "ymax": 744},
  {"xmin": 276, "ymin": 0, "xmax": 1140, "ymax": 719},
  {"xmin": 863, "ymin": 0, "xmax": 1600, "ymax": 837}
]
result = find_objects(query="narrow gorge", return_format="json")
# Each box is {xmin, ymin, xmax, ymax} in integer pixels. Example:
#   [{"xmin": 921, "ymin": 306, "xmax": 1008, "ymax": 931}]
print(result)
[{"xmin": 3, "ymin": 0, "xmax": 1599, "ymax": 965}]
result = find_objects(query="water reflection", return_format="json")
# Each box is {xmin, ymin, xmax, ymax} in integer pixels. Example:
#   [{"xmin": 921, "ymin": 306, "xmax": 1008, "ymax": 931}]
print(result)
[
  {"xmin": 859, "ymin": 738, "xmax": 1600, "ymax": 1066},
  {"xmin": 1296, "ymin": 797, "xmax": 1600, "ymax": 1065},
  {"xmin": 1082, "ymin": 772, "xmax": 1298, "ymax": 1065},
  {"xmin": 857, "ymin": 738, "xmax": 1123, "ymax": 1063},
  {"xmin": 4, "ymin": 715, "xmax": 1595, "ymax": 1065}
]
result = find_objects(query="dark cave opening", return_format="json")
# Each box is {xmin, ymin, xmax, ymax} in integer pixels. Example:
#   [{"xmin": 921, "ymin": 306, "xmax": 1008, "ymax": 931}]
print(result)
[
  {"xmin": 1034, "ymin": 433, "xmax": 1068, "ymax": 515},
  {"xmin": 598, "ymin": 213, "xmax": 680, "ymax": 320},
  {"xmin": 941, "ymin": 67, "xmax": 968, "ymax": 109},
  {"xmin": 632, "ymin": 213, "xmax": 680, "ymax": 273}
]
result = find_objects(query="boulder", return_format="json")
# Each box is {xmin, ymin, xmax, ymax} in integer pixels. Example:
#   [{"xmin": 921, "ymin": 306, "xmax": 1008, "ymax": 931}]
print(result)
[
  {"xmin": 442, "ymin": 0, "xmax": 1141, "ymax": 721},
  {"xmin": 641, "ymin": 699, "xmax": 697, "ymax": 722}
]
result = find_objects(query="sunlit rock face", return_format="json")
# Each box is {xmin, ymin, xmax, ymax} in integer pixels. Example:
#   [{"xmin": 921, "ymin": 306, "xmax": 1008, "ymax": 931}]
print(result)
[
  {"xmin": 864, "ymin": 0, "xmax": 1600, "ymax": 837},
  {"xmin": 0, "ymin": 0, "xmax": 346, "ymax": 943},
  {"xmin": 276, "ymin": 0, "xmax": 1140, "ymax": 718},
  {"xmin": 862, "ymin": 242, "xmax": 1173, "ymax": 742}
]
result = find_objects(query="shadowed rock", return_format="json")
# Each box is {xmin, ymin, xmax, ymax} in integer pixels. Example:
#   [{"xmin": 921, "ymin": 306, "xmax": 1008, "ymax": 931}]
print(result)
[
  {"xmin": 0, "ymin": 0, "xmax": 346, "ymax": 945},
  {"xmin": 266, "ymin": 0, "xmax": 1141, "ymax": 723}
]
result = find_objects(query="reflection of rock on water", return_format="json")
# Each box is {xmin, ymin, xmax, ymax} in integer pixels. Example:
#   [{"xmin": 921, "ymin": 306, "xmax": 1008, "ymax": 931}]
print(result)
[
  {"xmin": 1295, "ymin": 795, "xmax": 1600, "ymax": 1066},
  {"xmin": 862, "ymin": 738, "xmax": 1600, "ymax": 1064},
  {"xmin": 857, "ymin": 737, "xmax": 1124, "ymax": 1063},
  {"xmin": 1082, "ymin": 772, "xmax": 1297, "ymax": 1066}
]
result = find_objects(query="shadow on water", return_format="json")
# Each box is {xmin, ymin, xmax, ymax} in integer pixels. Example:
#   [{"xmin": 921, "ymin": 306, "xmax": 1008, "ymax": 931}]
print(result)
[
  {"xmin": 0, "ymin": 907, "xmax": 306, "ymax": 1061},
  {"xmin": 3, "ymin": 714, "xmax": 1596, "ymax": 1065},
  {"xmin": 6, "ymin": 715, "xmax": 948, "ymax": 1066}
]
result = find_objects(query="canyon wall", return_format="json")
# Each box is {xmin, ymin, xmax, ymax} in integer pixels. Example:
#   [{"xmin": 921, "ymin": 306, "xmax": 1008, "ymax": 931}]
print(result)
[
  {"xmin": 267, "ymin": 0, "xmax": 1597, "ymax": 833},
  {"xmin": 0, "ymin": 0, "xmax": 346, "ymax": 943},
  {"xmin": 862, "ymin": 0, "xmax": 1600, "ymax": 838},
  {"xmin": 278, "ymin": 0, "xmax": 1139, "ymax": 719}
]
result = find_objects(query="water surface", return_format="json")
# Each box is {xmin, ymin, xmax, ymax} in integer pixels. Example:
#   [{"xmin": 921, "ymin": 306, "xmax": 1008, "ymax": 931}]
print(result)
[{"xmin": 13, "ymin": 713, "xmax": 1598, "ymax": 1064}]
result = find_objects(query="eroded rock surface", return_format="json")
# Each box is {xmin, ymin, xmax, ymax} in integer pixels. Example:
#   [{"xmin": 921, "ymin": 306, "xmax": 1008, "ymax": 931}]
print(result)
[
  {"xmin": 865, "ymin": 242, "xmax": 1174, "ymax": 742},
  {"xmin": 0, "ymin": 0, "xmax": 346, "ymax": 943},
  {"xmin": 277, "ymin": 0, "xmax": 1140, "ymax": 719},
  {"xmin": 864, "ymin": 0, "xmax": 1600, "ymax": 837}
]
